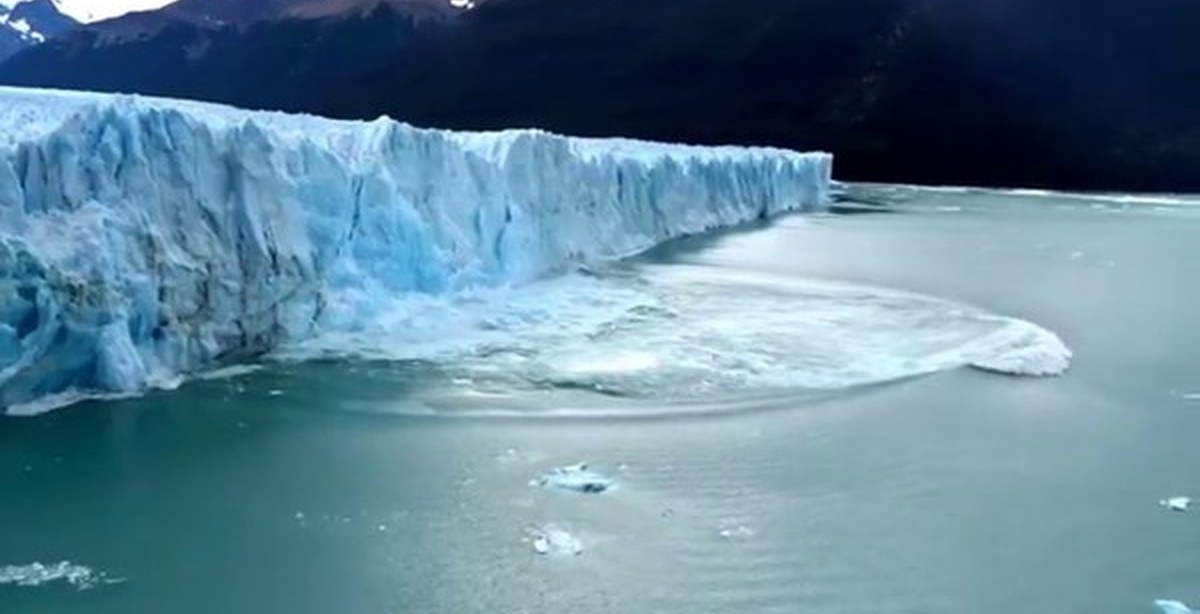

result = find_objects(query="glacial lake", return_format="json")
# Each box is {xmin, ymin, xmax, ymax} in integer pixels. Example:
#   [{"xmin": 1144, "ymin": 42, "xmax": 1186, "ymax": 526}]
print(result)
[{"xmin": 3, "ymin": 184, "xmax": 1199, "ymax": 614}]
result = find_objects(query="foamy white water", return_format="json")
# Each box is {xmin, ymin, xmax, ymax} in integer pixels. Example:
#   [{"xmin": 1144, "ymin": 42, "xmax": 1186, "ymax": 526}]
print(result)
[
  {"xmin": 0, "ymin": 562, "xmax": 120, "ymax": 590},
  {"xmin": 278, "ymin": 261, "xmax": 1069, "ymax": 416}
]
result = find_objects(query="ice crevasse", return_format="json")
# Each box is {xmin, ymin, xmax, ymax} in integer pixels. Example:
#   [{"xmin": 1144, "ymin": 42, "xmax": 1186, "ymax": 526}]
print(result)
[{"xmin": 0, "ymin": 87, "xmax": 833, "ymax": 412}]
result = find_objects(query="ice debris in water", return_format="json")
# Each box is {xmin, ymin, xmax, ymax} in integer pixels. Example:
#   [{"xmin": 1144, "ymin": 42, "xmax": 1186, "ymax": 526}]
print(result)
[
  {"xmin": 718, "ymin": 523, "xmax": 756, "ymax": 541},
  {"xmin": 0, "ymin": 562, "xmax": 120, "ymax": 590},
  {"xmin": 194, "ymin": 365, "xmax": 263, "ymax": 381},
  {"xmin": 532, "ymin": 462, "xmax": 614, "ymax": 494},
  {"xmin": 526, "ymin": 525, "xmax": 583, "ymax": 556},
  {"xmin": 1160, "ymin": 497, "xmax": 1191, "ymax": 512},
  {"xmin": 1157, "ymin": 600, "xmax": 1193, "ymax": 614}
]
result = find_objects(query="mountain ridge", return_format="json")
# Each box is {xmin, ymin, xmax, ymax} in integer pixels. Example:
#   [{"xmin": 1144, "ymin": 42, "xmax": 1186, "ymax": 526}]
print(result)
[
  {"xmin": 0, "ymin": 0, "xmax": 76, "ymax": 60},
  {"xmin": 0, "ymin": 0, "xmax": 1197, "ymax": 191}
]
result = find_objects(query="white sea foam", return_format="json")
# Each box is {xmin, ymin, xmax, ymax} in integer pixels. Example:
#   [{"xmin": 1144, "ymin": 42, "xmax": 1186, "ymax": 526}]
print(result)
[
  {"xmin": 6, "ymin": 373, "xmax": 182, "ymax": 417},
  {"xmin": 281, "ymin": 264, "xmax": 1070, "ymax": 416}
]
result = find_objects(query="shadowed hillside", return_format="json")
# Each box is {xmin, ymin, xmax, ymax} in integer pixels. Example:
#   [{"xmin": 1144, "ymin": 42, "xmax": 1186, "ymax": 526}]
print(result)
[{"xmin": 2, "ymin": 0, "xmax": 1198, "ymax": 190}]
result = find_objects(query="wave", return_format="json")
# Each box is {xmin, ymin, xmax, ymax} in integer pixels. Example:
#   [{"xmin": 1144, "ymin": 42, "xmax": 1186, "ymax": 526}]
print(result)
[
  {"xmin": 1000, "ymin": 188, "xmax": 1200, "ymax": 207},
  {"xmin": 9, "ymin": 263, "xmax": 1070, "ymax": 418},
  {"xmin": 851, "ymin": 182, "xmax": 1200, "ymax": 208},
  {"xmin": 5, "ymin": 375, "xmax": 181, "ymax": 417},
  {"xmin": 193, "ymin": 364, "xmax": 265, "ymax": 381},
  {"xmin": 277, "ymin": 264, "xmax": 1071, "ymax": 417}
]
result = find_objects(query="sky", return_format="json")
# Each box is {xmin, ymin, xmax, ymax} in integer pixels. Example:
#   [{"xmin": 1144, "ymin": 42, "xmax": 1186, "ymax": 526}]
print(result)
[{"xmin": 0, "ymin": 0, "xmax": 176, "ymax": 23}]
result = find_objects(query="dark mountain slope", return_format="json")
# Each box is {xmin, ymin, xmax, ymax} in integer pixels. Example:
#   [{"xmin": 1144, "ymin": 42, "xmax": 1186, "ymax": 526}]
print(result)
[
  {"xmin": 10, "ymin": 0, "xmax": 76, "ymax": 35},
  {"xmin": 329, "ymin": 0, "xmax": 1200, "ymax": 190},
  {"xmin": 0, "ymin": 0, "xmax": 77, "ymax": 61},
  {"xmin": 1, "ymin": 0, "xmax": 1198, "ymax": 190},
  {"xmin": 0, "ymin": 1, "xmax": 454, "ymax": 113}
]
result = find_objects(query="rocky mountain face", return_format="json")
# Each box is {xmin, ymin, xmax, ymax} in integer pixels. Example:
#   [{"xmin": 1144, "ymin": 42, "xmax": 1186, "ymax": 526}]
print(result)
[
  {"xmin": 0, "ymin": 0, "xmax": 77, "ymax": 61},
  {"xmin": 0, "ymin": 0, "xmax": 464, "ymax": 113}
]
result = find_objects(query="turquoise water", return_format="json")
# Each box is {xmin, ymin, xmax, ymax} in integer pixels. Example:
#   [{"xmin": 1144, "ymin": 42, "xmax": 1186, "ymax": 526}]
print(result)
[{"xmin": 3, "ymin": 185, "xmax": 1199, "ymax": 613}]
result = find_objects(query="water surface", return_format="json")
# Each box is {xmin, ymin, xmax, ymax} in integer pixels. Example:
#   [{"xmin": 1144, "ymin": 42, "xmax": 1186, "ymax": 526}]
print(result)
[{"xmin": 3, "ymin": 184, "xmax": 1199, "ymax": 613}]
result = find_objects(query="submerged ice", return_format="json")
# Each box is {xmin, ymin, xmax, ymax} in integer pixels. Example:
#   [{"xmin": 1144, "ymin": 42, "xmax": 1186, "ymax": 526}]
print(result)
[{"xmin": 0, "ymin": 87, "xmax": 832, "ymax": 412}]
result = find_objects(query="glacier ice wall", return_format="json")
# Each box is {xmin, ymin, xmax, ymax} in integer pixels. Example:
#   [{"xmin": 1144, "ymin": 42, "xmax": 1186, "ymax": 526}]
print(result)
[{"xmin": 0, "ymin": 87, "xmax": 832, "ymax": 411}]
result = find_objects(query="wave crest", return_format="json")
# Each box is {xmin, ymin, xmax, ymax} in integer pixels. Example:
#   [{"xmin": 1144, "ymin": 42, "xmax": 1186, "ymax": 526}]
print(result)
[{"xmin": 280, "ymin": 265, "xmax": 1071, "ymax": 415}]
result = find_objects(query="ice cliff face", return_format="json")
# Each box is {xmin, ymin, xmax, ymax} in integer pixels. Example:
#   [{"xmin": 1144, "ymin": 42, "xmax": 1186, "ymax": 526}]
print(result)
[{"xmin": 0, "ymin": 87, "xmax": 832, "ymax": 412}]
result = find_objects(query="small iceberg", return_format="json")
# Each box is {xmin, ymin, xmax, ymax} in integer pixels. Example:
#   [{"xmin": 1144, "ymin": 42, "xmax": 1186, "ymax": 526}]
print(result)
[
  {"xmin": 0, "ymin": 562, "xmax": 121, "ymax": 590},
  {"xmin": 718, "ymin": 521, "xmax": 756, "ymax": 541},
  {"xmin": 1156, "ymin": 600, "xmax": 1192, "ymax": 614},
  {"xmin": 526, "ymin": 525, "xmax": 583, "ymax": 556},
  {"xmin": 1160, "ymin": 497, "xmax": 1191, "ymax": 512},
  {"xmin": 533, "ymin": 463, "xmax": 614, "ymax": 494}
]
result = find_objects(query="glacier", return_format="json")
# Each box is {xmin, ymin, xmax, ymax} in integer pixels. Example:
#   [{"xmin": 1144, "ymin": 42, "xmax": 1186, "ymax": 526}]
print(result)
[{"xmin": 0, "ymin": 87, "xmax": 832, "ymax": 413}]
